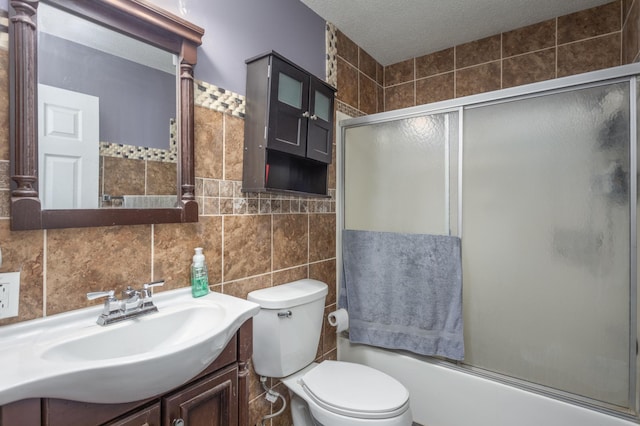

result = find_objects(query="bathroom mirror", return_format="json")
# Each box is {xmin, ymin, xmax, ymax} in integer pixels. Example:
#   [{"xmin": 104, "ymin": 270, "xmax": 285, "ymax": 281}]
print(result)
[{"xmin": 9, "ymin": 0, "xmax": 205, "ymax": 230}]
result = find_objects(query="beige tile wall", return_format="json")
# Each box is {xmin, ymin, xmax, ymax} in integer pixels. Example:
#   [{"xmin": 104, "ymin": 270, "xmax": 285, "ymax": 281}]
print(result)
[
  {"xmin": 99, "ymin": 156, "xmax": 177, "ymax": 204},
  {"xmin": 335, "ymin": 30, "xmax": 384, "ymax": 117},
  {"xmin": 337, "ymin": 0, "xmax": 639, "ymax": 114}
]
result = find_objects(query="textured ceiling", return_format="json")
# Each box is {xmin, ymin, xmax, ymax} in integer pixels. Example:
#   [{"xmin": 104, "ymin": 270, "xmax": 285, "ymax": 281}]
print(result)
[{"xmin": 300, "ymin": 0, "xmax": 616, "ymax": 66}]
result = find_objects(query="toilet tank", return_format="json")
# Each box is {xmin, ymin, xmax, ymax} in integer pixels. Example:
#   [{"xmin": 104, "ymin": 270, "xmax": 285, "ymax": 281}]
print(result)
[{"xmin": 248, "ymin": 279, "xmax": 328, "ymax": 378}]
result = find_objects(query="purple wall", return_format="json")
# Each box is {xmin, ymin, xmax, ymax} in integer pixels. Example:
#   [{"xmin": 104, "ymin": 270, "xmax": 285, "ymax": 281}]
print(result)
[
  {"xmin": 1, "ymin": 0, "xmax": 326, "ymax": 97},
  {"xmin": 149, "ymin": 0, "xmax": 326, "ymax": 96}
]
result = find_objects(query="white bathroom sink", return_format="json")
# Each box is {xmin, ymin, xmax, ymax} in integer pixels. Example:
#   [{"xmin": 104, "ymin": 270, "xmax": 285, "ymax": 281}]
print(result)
[
  {"xmin": 40, "ymin": 304, "xmax": 225, "ymax": 362},
  {"xmin": 0, "ymin": 288, "xmax": 260, "ymax": 405}
]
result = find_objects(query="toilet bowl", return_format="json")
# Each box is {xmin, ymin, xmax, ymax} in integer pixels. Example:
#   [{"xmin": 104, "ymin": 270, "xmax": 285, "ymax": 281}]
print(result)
[
  {"xmin": 248, "ymin": 279, "xmax": 412, "ymax": 426},
  {"xmin": 283, "ymin": 361, "xmax": 412, "ymax": 425}
]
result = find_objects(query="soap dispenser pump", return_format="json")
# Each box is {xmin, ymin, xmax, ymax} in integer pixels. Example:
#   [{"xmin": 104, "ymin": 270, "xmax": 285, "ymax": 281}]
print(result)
[{"xmin": 191, "ymin": 247, "xmax": 209, "ymax": 298}]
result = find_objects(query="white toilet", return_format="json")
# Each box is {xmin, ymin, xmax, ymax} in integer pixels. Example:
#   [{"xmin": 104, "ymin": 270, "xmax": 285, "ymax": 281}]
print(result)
[{"xmin": 248, "ymin": 279, "xmax": 413, "ymax": 426}]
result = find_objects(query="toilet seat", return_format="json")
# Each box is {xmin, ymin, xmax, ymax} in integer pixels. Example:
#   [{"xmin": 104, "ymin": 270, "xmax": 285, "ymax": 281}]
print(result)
[{"xmin": 300, "ymin": 361, "xmax": 410, "ymax": 420}]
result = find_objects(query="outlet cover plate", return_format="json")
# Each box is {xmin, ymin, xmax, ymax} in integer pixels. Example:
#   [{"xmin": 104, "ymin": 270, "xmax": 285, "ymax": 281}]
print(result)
[{"xmin": 0, "ymin": 272, "xmax": 20, "ymax": 319}]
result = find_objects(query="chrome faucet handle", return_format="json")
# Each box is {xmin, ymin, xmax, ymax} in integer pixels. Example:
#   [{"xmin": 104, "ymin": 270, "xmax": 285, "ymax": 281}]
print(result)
[
  {"xmin": 86, "ymin": 290, "xmax": 116, "ymax": 301},
  {"xmin": 142, "ymin": 280, "xmax": 164, "ymax": 298},
  {"xmin": 143, "ymin": 280, "xmax": 165, "ymax": 290},
  {"xmin": 87, "ymin": 290, "xmax": 120, "ymax": 318}
]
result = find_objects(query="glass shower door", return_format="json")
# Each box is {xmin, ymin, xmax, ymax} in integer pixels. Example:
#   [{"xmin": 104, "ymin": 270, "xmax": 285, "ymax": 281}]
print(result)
[
  {"xmin": 343, "ymin": 112, "xmax": 458, "ymax": 234},
  {"xmin": 462, "ymin": 82, "xmax": 632, "ymax": 407}
]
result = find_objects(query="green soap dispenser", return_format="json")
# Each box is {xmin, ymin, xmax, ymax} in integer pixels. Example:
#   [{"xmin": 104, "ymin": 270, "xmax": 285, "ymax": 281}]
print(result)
[{"xmin": 191, "ymin": 247, "xmax": 209, "ymax": 298}]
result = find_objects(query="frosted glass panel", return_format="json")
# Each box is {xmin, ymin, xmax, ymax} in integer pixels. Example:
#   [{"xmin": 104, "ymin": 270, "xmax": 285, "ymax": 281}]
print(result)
[
  {"xmin": 344, "ymin": 113, "xmax": 458, "ymax": 234},
  {"xmin": 314, "ymin": 91, "xmax": 330, "ymax": 122},
  {"xmin": 463, "ymin": 83, "xmax": 630, "ymax": 406},
  {"xmin": 278, "ymin": 72, "xmax": 302, "ymax": 109}
]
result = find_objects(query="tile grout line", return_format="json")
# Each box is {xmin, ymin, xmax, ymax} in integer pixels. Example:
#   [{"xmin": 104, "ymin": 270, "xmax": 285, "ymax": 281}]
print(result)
[
  {"xmin": 413, "ymin": 57, "xmax": 418, "ymax": 106},
  {"xmin": 383, "ymin": 64, "xmax": 386, "ymax": 111},
  {"xmin": 307, "ymin": 212, "xmax": 311, "ymax": 269},
  {"xmin": 221, "ymin": 259, "xmax": 337, "ymax": 287},
  {"xmin": 357, "ymin": 48, "xmax": 361, "ymax": 113},
  {"xmin": 500, "ymin": 32, "xmax": 504, "ymax": 89},
  {"xmin": 221, "ymin": 216, "xmax": 225, "ymax": 292},
  {"xmin": 453, "ymin": 46, "xmax": 457, "ymax": 98},
  {"xmin": 555, "ymin": 18, "xmax": 558, "ymax": 78},
  {"xmin": 222, "ymin": 114, "xmax": 227, "ymax": 180},
  {"xmin": 144, "ymin": 159, "xmax": 148, "ymax": 195},
  {"xmin": 556, "ymin": 30, "xmax": 622, "ymax": 48},
  {"xmin": 42, "ymin": 229, "xmax": 47, "ymax": 317},
  {"xmin": 270, "ymin": 214, "xmax": 274, "ymax": 286},
  {"xmin": 619, "ymin": 0, "xmax": 624, "ymax": 65},
  {"xmin": 150, "ymin": 224, "xmax": 154, "ymax": 282}
]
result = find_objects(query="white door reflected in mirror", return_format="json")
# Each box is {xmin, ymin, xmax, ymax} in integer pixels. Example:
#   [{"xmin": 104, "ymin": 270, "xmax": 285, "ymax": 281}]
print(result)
[{"xmin": 38, "ymin": 84, "xmax": 99, "ymax": 209}]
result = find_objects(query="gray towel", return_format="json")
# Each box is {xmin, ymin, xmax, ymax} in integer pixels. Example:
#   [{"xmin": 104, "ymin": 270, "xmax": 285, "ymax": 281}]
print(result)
[{"xmin": 340, "ymin": 230, "xmax": 464, "ymax": 360}]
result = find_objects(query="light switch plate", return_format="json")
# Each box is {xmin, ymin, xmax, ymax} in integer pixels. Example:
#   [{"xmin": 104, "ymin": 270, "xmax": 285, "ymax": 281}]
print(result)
[{"xmin": 0, "ymin": 272, "xmax": 20, "ymax": 319}]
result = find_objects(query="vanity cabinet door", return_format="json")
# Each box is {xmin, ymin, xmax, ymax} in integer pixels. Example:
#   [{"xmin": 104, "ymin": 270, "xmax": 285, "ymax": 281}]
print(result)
[
  {"xmin": 43, "ymin": 398, "xmax": 155, "ymax": 426},
  {"xmin": 0, "ymin": 398, "xmax": 40, "ymax": 426},
  {"xmin": 162, "ymin": 366, "xmax": 238, "ymax": 426},
  {"xmin": 104, "ymin": 402, "xmax": 160, "ymax": 426}
]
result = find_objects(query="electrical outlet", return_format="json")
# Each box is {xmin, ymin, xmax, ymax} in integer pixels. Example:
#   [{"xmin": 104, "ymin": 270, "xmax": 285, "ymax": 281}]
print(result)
[
  {"xmin": 0, "ymin": 272, "xmax": 20, "ymax": 319},
  {"xmin": 0, "ymin": 283, "xmax": 8, "ymax": 314}
]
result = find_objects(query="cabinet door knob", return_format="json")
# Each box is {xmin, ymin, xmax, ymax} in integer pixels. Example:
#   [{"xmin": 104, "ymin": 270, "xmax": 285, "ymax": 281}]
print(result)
[
  {"xmin": 302, "ymin": 111, "xmax": 310, "ymax": 118},
  {"xmin": 172, "ymin": 419, "xmax": 185, "ymax": 426},
  {"xmin": 310, "ymin": 114, "xmax": 318, "ymax": 120}
]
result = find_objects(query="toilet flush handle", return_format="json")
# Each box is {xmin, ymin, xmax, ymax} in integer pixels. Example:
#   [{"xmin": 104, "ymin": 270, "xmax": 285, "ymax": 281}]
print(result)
[{"xmin": 277, "ymin": 310, "xmax": 292, "ymax": 318}]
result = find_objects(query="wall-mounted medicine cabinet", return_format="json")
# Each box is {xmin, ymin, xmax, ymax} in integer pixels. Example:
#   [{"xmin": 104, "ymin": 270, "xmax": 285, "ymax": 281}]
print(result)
[{"xmin": 242, "ymin": 51, "xmax": 336, "ymax": 197}]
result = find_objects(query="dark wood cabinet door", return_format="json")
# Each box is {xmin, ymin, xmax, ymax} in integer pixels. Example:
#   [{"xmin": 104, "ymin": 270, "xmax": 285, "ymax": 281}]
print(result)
[
  {"xmin": 162, "ymin": 366, "xmax": 238, "ymax": 426},
  {"xmin": 306, "ymin": 78, "xmax": 335, "ymax": 164},
  {"xmin": 104, "ymin": 403, "xmax": 160, "ymax": 426},
  {"xmin": 267, "ymin": 56, "xmax": 309, "ymax": 158},
  {"xmin": 43, "ymin": 397, "xmax": 155, "ymax": 426},
  {"xmin": 0, "ymin": 399, "xmax": 40, "ymax": 426}
]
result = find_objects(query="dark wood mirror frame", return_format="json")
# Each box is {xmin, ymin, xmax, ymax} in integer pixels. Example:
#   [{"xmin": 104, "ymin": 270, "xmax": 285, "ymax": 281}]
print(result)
[{"xmin": 9, "ymin": 0, "xmax": 204, "ymax": 230}]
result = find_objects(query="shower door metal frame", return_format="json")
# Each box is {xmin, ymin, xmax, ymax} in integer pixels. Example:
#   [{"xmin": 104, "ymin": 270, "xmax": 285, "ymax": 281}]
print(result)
[{"xmin": 337, "ymin": 62, "xmax": 640, "ymax": 420}]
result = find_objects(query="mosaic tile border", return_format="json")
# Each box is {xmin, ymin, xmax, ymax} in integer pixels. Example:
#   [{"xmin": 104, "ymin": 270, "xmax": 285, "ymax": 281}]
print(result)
[
  {"xmin": 326, "ymin": 22, "xmax": 338, "ymax": 88},
  {"xmin": 0, "ymin": 160, "xmax": 10, "ymax": 218},
  {"xmin": 0, "ymin": 11, "xmax": 7, "ymax": 52},
  {"xmin": 195, "ymin": 80, "xmax": 245, "ymax": 117},
  {"xmin": 100, "ymin": 120, "xmax": 177, "ymax": 162},
  {"xmin": 195, "ymin": 178, "xmax": 336, "ymax": 216},
  {"xmin": 336, "ymin": 100, "xmax": 366, "ymax": 118},
  {"xmin": 100, "ymin": 141, "xmax": 177, "ymax": 162}
]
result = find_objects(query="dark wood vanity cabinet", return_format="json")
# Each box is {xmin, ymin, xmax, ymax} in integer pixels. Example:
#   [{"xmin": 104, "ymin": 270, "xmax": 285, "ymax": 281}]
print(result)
[
  {"xmin": 243, "ymin": 51, "xmax": 336, "ymax": 197},
  {"xmin": 163, "ymin": 365, "xmax": 238, "ymax": 426},
  {"xmin": 0, "ymin": 321, "xmax": 252, "ymax": 426}
]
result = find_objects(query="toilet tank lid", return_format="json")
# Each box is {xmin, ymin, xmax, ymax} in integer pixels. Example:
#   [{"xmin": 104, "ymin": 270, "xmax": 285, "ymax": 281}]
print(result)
[{"xmin": 248, "ymin": 279, "xmax": 328, "ymax": 309}]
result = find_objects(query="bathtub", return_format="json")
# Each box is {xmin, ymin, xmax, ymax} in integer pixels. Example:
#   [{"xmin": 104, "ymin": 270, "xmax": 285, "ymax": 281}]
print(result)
[{"xmin": 337, "ymin": 336, "xmax": 636, "ymax": 426}]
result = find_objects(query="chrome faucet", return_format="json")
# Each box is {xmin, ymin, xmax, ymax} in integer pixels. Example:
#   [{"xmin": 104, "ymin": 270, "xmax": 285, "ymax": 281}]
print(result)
[
  {"xmin": 87, "ymin": 280, "xmax": 164, "ymax": 326},
  {"xmin": 121, "ymin": 285, "xmax": 142, "ymax": 313}
]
